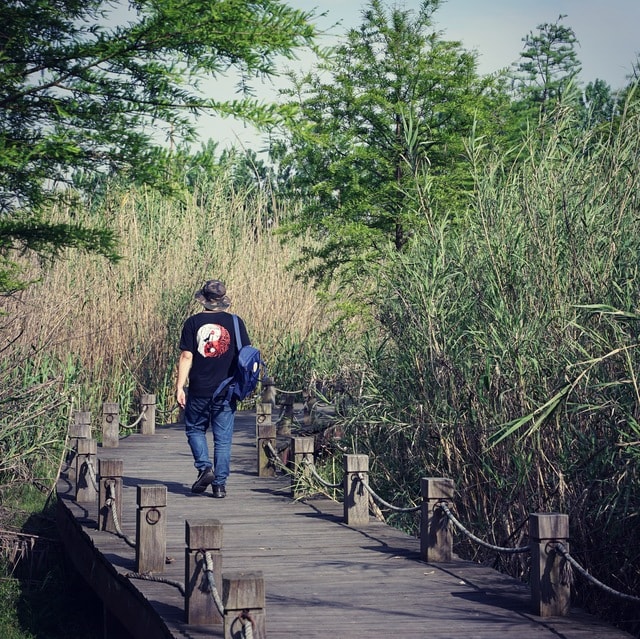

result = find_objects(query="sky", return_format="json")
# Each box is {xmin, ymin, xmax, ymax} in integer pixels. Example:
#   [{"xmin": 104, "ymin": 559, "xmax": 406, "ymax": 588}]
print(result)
[{"xmin": 197, "ymin": 0, "xmax": 640, "ymax": 149}]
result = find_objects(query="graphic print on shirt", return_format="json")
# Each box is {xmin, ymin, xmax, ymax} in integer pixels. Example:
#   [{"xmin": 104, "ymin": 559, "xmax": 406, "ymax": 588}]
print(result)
[{"xmin": 196, "ymin": 323, "xmax": 231, "ymax": 358}]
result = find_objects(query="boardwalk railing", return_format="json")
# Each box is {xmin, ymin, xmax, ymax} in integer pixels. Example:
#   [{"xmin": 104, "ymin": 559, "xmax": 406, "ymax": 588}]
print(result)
[
  {"xmin": 62, "ymin": 395, "xmax": 640, "ymax": 637},
  {"xmin": 64, "ymin": 398, "xmax": 266, "ymax": 637},
  {"xmin": 253, "ymin": 400, "xmax": 640, "ymax": 620}
]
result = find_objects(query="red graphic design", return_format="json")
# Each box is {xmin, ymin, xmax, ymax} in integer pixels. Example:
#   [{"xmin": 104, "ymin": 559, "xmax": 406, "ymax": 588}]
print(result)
[{"xmin": 196, "ymin": 324, "xmax": 231, "ymax": 358}]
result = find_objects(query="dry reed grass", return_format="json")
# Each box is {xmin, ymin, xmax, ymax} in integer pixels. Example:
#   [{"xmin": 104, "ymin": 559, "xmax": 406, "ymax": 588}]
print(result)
[{"xmin": 2, "ymin": 172, "xmax": 326, "ymax": 414}]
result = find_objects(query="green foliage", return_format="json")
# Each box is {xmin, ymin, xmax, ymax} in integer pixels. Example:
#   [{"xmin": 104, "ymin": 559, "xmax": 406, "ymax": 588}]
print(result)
[
  {"xmin": 0, "ymin": 0, "xmax": 317, "ymax": 292},
  {"xmin": 331, "ymin": 96, "xmax": 640, "ymax": 634},
  {"xmin": 273, "ymin": 0, "xmax": 505, "ymax": 285},
  {"xmin": 509, "ymin": 15, "xmax": 582, "ymax": 127}
]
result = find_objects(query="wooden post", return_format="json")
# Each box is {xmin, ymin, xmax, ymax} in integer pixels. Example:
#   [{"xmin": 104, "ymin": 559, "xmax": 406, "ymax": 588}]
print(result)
[
  {"xmin": 98, "ymin": 459, "xmax": 123, "ymax": 533},
  {"xmin": 290, "ymin": 436, "xmax": 314, "ymax": 499},
  {"xmin": 256, "ymin": 402, "xmax": 272, "ymax": 435},
  {"xmin": 223, "ymin": 571, "xmax": 266, "ymax": 639},
  {"xmin": 420, "ymin": 477, "xmax": 454, "ymax": 562},
  {"xmin": 75, "ymin": 438, "xmax": 98, "ymax": 503},
  {"xmin": 530, "ymin": 513, "xmax": 570, "ymax": 617},
  {"xmin": 135, "ymin": 484, "xmax": 167, "ymax": 573},
  {"xmin": 343, "ymin": 454, "xmax": 369, "ymax": 526},
  {"xmin": 257, "ymin": 422, "xmax": 277, "ymax": 477},
  {"xmin": 67, "ymin": 410, "xmax": 91, "ymax": 481},
  {"xmin": 71, "ymin": 410, "xmax": 91, "ymax": 439},
  {"xmin": 277, "ymin": 396, "xmax": 293, "ymax": 435},
  {"xmin": 185, "ymin": 519, "xmax": 223, "ymax": 625},
  {"xmin": 140, "ymin": 393, "xmax": 156, "ymax": 435},
  {"xmin": 102, "ymin": 402, "xmax": 120, "ymax": 448}
]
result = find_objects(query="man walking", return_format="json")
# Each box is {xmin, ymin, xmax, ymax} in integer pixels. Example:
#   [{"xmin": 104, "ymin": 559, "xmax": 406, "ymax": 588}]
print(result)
[{"xmin": 176, "ymin": 279, "xmax": 251, "ymax": 498}]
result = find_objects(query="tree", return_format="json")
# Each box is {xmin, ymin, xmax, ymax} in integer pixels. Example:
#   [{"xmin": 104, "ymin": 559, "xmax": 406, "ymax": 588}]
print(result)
[
  {"xmin": 510, "ymin": 15, "xmax": 582, "ymax": 122},
  {"xmin": 272, "ymin": 0, "xmax": 503, "ymax": 284},
  {"xmin": 0, "ymin": 0, "xmax": 316, "ymax": 292},
  {"xmin": 582, "ymin": 78, "xmax": 616, "ymax": 128}
]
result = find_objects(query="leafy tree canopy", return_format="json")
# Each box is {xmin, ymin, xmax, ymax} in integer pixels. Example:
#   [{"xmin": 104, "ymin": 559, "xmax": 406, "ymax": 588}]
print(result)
[
  {"xmin": 0, "ymin": 0, "xmax": 317, "ymax": 293},
  {"xmin": 272, "ymin": 0, "xmax": 504, "ymax": 286},
  {"xmin": 509, "ymin": 15, "xmax": 582, "ymax": 123}
]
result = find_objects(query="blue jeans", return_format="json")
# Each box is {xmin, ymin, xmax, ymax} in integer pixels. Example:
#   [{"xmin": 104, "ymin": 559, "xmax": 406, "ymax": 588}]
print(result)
[{"xmin": 184, "ymin": 396, "xmax": 236, "ymax": 486}]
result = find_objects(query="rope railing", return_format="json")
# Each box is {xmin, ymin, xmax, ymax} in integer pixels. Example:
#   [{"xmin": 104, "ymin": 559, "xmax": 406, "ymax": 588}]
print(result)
[
  {"xmin": 303, "ymin": 458, "xmax": 342, "ymax": 489},
  {"xmin": 273, "ymin": 387, "xmax": 304, "ymax": 395},
  {"xmin": 84, "ymin": 459, "xmax": 99, "ymax": 492},
  {"xmin": 125, "ymin": 571, "xmax": 186, "ymax": 596},
  {"xmin": 105, "ymin": 482, "xmax": 136, "ymax": 548},
  {"xmin": 263, "ymin": 440, "xmax": 289, "ymax": 472},
  {"xmin": 155, "ymin": 403, "xmax": 178, "ymax": 416},
  {"xmin": 232, "ymin": 611, "xmax": 255, "ymax": 639},
  {"xmin": 553, "ymin": 543, "xmax": 640, "ymax": 605},
  {"xmin": 437, "ymin": 502, "xmax": 530, "ymax": 554},
  {"xmin": 120, "ymin": 406, "xmax": 147, "ymax": 430},
  {"xmin": 355, "ymin": 473, "xmax": 421, "ymax": 513},
  {"xmin": 200, "ymin": 549, "xmax": 225, "ymax": 617},
  {"xmin": 199, "ymin": 550, "xmax": 256, "ymax": 638}
]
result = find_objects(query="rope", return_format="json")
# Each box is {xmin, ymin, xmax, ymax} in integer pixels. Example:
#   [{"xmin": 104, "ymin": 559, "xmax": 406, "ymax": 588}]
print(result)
[
  {"xmin": 437, "ymin": 502, "xmax": 530, "ymax": 554},
  {"xmin": 85, "ymin": 459, "xmax": 98, "ymax": 491},
  {"xmin": 274, "ymin": 387, "xmax": 304, "ymax": 395},
  {"xmin": 125, "ymin": 572, "xmax": 185, "ymax": 596},
  {"xmin": 105, "ymin": 483, "xmax": 137, "ymax": 548},
  {"xmin": 303, "ymin": 458, "xmax": 342, "ymax": 489},
  {"xmin": 231, "ymin": 611, "xmax": 255, "ymax": 639},
  {"xmin": 553, "ymin": 543, "xmax": 640, "ymax": 604},
  {"xmin": 264, "ymin": 441, "xmax": 289, "ymax": 472},
  {"xmin": 200, "ymin": 549, "xmax": 225, "ymax": 617},
  {"xmin": 155, "ymin": 403, "xmax": 178, "ymax": 415},
  {"xmin": 355, "ymin": 474, "xmax": 421, "ymax": 513},
  {"xmin": 121, "ymin": 407, "xmax": 147, "ymax": 430}
]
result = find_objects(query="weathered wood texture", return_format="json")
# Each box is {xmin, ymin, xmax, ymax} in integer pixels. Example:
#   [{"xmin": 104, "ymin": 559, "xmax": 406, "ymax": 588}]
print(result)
[{"xmin": 56, "ymin": 413, "xmax": 634, "ymax": 639}]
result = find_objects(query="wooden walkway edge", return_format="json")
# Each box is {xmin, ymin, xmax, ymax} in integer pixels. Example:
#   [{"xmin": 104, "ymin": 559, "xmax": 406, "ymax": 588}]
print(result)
[{"xmin": 55, "ymin": 412, "xmax": 634, "ymax": 639}]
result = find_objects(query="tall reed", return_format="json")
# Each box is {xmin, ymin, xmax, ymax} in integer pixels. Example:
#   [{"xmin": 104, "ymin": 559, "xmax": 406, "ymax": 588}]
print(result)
[
  {"xmin": 0, "ymin": 163, "xmax": 341, "ymax": 499},
  {"xmin": 341, "ymin": 99, "xmax": 640, "ymax": 635}
]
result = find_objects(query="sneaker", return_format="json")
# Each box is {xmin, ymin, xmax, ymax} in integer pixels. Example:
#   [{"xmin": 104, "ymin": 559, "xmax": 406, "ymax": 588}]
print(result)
[
  {"xmin": 191, "ymin": 467, "xmax": 214, "ymax": 493},
  {"xmin": 211, "ymin": 484, "xmax": 226, "ymax": 498}
]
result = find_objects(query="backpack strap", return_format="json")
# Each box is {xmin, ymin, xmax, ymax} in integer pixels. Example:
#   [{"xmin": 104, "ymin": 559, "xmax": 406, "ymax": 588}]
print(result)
[
  {"xmin": 232, "ymin": 313, "xmax": 242, "ymax": 349},
  {"xmin": 211, "ymin": 314, "xmax": 240, "ymax": 402}
]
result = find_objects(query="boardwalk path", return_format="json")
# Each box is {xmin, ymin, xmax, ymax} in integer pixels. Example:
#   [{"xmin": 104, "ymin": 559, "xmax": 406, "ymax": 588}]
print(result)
[{"xmin": 56, "ymin": 412, "xmax": 633, "ymax": 639}]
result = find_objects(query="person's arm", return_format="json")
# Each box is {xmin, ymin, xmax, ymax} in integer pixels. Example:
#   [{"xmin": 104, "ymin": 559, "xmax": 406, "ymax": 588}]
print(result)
[{"xmin": 176, "ymin": 350, "xmax": 193, "ymax": 409}]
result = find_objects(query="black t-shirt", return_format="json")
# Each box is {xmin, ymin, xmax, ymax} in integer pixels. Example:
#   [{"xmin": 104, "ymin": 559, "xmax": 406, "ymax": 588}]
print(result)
[{"xmin": 179, "ymin": 311, "xmax": 251, "ymax": 397}]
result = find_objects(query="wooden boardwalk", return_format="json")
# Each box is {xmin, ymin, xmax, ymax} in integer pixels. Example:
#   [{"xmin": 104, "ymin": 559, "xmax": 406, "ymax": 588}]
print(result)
[{"xmin": 56, "ymin": 411, "xmax": 634, "ymax": 639}]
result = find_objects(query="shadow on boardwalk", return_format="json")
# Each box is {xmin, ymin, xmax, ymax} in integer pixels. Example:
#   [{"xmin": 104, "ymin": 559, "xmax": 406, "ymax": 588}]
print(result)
[{"xmin": 56, "ymin": 412, "xmax": 634, "ymax": 639}]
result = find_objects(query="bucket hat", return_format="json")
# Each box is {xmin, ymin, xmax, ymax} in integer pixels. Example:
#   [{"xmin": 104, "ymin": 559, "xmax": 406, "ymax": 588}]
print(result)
[{"xmin": 195, "ymin": 279, "xmax": 231, "ymax": 311}]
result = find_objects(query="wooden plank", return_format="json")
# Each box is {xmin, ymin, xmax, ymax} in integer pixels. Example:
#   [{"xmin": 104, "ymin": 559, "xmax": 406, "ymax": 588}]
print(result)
[{"xmin": 56, "ymin": 413, "xmax": 634, "ymax": 639}]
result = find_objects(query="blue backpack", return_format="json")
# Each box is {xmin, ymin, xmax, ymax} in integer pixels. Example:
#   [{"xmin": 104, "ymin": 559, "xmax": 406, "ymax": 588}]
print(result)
[{"xmin": 213, "ymin": 315, "xmax": 264, "ymax": 402}]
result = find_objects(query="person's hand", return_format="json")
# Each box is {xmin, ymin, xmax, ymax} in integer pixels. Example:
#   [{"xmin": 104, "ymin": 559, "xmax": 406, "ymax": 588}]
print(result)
[{"xmin": 177, "ymin": 388, "xmax": 186, "ymax": 409}]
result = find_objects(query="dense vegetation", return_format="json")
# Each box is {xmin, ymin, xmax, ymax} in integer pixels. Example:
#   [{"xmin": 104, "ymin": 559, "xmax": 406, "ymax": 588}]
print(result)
[{"xmin": 1, "ymin": 0, "xmax": 639, "ymax": 637}]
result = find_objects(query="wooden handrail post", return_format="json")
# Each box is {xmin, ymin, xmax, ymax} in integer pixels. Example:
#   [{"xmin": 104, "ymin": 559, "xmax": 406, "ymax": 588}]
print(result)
[
  {"xmin": 185, "ymin": 519, "xmax": 223, "ymax": 625},
  {"xmin": 67, "ymin": 410, "xmax": 91, "ymax": 481},
  {"xmin": 140, "ymin": 393, "xmax": 156, "ymax": 435},
  {"xmin": 290, "ymin": 436, "xmax": 314, "ymax": 498},
  {"xmin": 71, "ymin": 410, "xmax": 91, "ymax": 439},
  {"xmin": 135, "ymin": 484, "xmax": 167, "ymax": 573},
  {"xmin": 530, "ymin": 513, "xmax": 570, "ymax": 617},
  {"xmin": 75, "ymin": 438, "xmax": 98, "ymax": 503},
  {"xmin": 343, "ymin": 454, "xmax": 369, "ymax": 526},
  {"xmin": 257, "ymin": 421, "xmax": 277, "ymax": 478},
  {"xmin": 98, "ymin": 459, "xmax": 123, "ymax": 533},
  {"xmin": 102, "ymin": 402, "xmax": 120, "ymax": 448},
  {"xmin": 420, "ymin": 477, "xmax": 454, "ymax": 562},
  {"xmin": 223, "ymin": 571, "xmax": 266, "ymax": 639},
  {"xmin": 256, "ymin": 401, "xmax": 272, "ymax": 435},
  {"xmin": 278, "ymin": 395, "xmax": 293, "ymax": 435}
]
